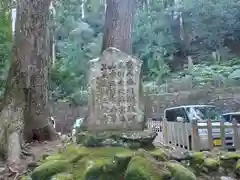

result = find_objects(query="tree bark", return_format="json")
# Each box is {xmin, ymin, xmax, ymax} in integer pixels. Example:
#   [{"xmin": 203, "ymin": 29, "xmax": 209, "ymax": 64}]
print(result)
[
  {"xmin": 101, "ymin": 0, "xmax": 136, "ymax": 54},
  {"xmin": 0, "ymin": 0, "xmax": 57, "ymax": 176},
  {"xmin": 17, "ymin": 0, "xmax": 57, "ymax": 142}
]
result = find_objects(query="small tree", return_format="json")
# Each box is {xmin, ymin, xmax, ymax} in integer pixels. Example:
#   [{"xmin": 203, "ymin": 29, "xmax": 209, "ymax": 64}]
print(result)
[{"xmin": 101, "ymin": 0, "xmax": 136, "ymax": 54}]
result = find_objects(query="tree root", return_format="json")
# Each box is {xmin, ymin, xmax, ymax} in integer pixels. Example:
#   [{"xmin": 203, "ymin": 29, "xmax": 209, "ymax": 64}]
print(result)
[
  {"xmin": 21, "ymin": 150, "xmax": 32, "ymax": 157},
  {"xmin": 4, "ymin": 132, "xmax": 24, "ymax": 180}
]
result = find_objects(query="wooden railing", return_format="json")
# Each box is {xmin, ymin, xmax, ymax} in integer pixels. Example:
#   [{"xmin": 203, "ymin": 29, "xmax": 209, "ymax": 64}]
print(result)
[{"xmin": 148, "ymin": 119, "xmax": 240, "ymax": 151}]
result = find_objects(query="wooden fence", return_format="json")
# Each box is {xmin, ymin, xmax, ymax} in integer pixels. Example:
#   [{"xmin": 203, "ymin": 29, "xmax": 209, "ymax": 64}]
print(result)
[{"xmin": 148, "ymin": 119, "xmax": 240, "ymax": 151}]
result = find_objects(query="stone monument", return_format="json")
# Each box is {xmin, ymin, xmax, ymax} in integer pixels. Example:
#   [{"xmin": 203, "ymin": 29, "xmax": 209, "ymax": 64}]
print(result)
[{"xmin": 83, "ymin": 47, "xmax": 145, "ymax": 131}]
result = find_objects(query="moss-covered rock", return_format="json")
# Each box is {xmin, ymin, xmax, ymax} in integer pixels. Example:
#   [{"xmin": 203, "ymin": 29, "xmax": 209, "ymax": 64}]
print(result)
[
  {"xmin": 114, "ymin": 152, "xmax": 133, "ymax": 170},
  {"xmin": 235, "ymin": 159, "xmax": 240, "ymax": 176},
  {"xmin": 51, "ymin": 173, "xmax": 73, "ymax": 180},
  {"xmin": 190, "ymin": 152, "xmax": 205, "ymax": 165},
  {"xmin": 189, "ymin": 152, "xmax": 205, "ymax": 173},
  {"xmin": 67, "ymin": 146, "xmax": 132, "ymax": 179},
  {"xmin": 84, "ymin": 158, "xmax": 119, "ymax": 180},
  {"xmin": 76, "ymin": 131, "xmax": 157, "ymax": 148},
  {"xmin": 167, "ymin": 162, "xmax": 197, "ymax": 180},
  {"xmin": 101, "ymin": 138, "xmax": 120, "ymax": 147},
  {"xmin": 120, "ymin": 130, "xmax": 157, "ymax": 147},
  {"xmin": 43, "ymin": 154, "xmax": 64, "ymax": 162},
  {"xmin": 220, "ymin": 152, "xmax": 240, "ymax": 161},
  {"xmin": 149, "ymin": 148, "xmax": 168, "ymax": 161},
  {"xmin": 70, "ymin": 156, "xmax": 121, "ymax": 180},
  {"xmin": 75, "ymin": 131, "xmax": 88, "ymax": 144},
  {"xmin": 31, "ymin": 160, "xmax": 71, "ymax": 180},
  {"xmin": 202, "ymin": 158, "xmax": 219, "ymax": 172},
  {"xmin": 20, "ymin": 176, "xmax": 31, "ymax": 180},
  {"xmin": 220, "ymin": 152, "xmax": 240, "ymax": 170},
  {"xmin": 125, "ymin": 156, "xmax": 171, "ymax": 180},
  {"xmin": 127, "ymin": 142, "xmax": 141, "ymax": 150},
  {"xmin": 28, "ymin": 143, "xmax": 240, "ymax": 180}
]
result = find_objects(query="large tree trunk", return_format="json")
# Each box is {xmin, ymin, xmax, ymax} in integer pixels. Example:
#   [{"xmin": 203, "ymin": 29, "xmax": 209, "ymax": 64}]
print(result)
[
  {"xmin": 0, "ymin": 0, "xmax": 57, "ymax": 177},
  {"xmin": 101, "ymin": 0, "xmax": 136, "ymax": 54},
  {"xmin": 18, "ymin": 0, "xmax": 57, "ymax": 142}
]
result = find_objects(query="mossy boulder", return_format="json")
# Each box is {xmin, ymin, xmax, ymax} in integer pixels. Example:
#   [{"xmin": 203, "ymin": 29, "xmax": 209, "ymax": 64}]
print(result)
[
  {"xmin": 167, "ymin": 162, "xmax": 197, "ymax": 180},
  {"xmin": 76, "ymin": 131, "xmax": 157, "ymax": 148},
  {"xmin": 75, "ymin": 131, "xmax": 88, "ymax": 144},
  {"xmin": 71, "ymin": 156, "xmax": 120, "ymax": 179},
  {"xmin": 220, "ymin": 152, "xmax": 240, "ymax": 170},
  {"xmin": 235, "ymin": 159, "xmax": 240, "ymax": 176},
  {"xmin": 190, "ymin": 152, "xmax": 205, "ymax": 165},
  {"xmin": 30, "ymin": 143, "xmax": 240, "ymax": 180},
  {"xmin": 51, "ymin": 173, "xmax": 73, "ymax": 180},
  {"xmin": 114, "ymin": 152, "xmax": 133, "ymax": 170},
  {"xmin": 20, "ymin": 176, "xmax": 31, "ymax": 180},
  {"xmin": 202, "ymin": 158, "xmax": 219, "ymax": 172},
  {"xmin": 43, "ymin": 154, "xmax": 64, "ymax": 162},
  {"xmin": 189, "ymin": 152, "xmax": 206, "ymax": 173},
  {"xmin": 33, "ymin": 146, "xmax": 133, "ymax": 180},
  {"xmin": 149, "ymin": 148, "xmax": 168, "ymax": 161},
  {"xmin": 125, "ymin": 156, "xmax": 171, "ymax": 180},
  {"xmin": 83, "ymin": 158, "xmax": 119, "ymax": 180},
  {"xmin": 31, "ymin": 160, "xmax": 71, "ymax": 180}
]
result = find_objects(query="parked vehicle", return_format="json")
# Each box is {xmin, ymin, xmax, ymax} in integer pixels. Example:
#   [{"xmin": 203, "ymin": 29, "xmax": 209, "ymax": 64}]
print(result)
[
  {"xmin": 222, "ymin": 112, "xmax": 240, "ymax": 140},
  {"xmin": 164, "ymin": 105, "xmax": 234, "ymax": 150},
  {"xmin": 222, "ymin": 112, "xmax": 240, "ymax": 123}
]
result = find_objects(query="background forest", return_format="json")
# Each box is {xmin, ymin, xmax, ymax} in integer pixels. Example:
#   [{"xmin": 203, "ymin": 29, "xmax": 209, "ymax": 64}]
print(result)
[{"xmin": 1, "ymin": 0, "xmax": 240, "ymax": 104}]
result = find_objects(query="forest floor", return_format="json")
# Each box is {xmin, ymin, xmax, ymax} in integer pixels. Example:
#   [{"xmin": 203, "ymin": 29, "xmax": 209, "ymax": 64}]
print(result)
[{"xmin": 0, "ymin": 140, "xmax": 61, "ymax": 180}]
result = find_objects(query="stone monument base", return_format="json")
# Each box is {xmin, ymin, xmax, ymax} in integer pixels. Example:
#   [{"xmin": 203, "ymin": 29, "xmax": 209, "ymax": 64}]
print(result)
[
  {"xmin": 80, "ymin": 119, "xmax": 146, "ymax": 132},
  {"xmin": 76, "ymin": 130, "xmax": 157, "ymax": 149}
]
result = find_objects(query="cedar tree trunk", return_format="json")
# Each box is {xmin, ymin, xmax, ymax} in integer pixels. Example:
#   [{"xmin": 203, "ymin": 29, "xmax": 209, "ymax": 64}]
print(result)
[
  {"xmin": 101, "ymin": 0, "xmax": 136, "ymax": 54},
  {"xmin": 0, "ymin": 0, "xmax": 57, "ymax": 176},
  {"xmin": 18, "ymin": 0, "xmax": 57, "ymax": 142}
]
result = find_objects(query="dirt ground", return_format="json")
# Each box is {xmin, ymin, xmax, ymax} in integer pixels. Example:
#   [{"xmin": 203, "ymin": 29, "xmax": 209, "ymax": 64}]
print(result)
[{"xmin": 0, "ymin": 140, "xmax": 61, "ymax": 180}]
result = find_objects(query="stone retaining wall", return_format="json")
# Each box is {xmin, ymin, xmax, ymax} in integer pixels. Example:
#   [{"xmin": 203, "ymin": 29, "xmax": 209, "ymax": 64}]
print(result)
[{"xmin": 145, "ymin": 87, "xmax": 240, "ymax": 118}]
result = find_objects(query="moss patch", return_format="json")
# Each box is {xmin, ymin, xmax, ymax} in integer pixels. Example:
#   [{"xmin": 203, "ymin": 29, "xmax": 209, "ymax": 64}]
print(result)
[
  {"xmin": 31, "ymin": 160, "xmax": 71, "ymax": 180},
  {"xmin": 52, "ymin": 173, "xmax": 73, "ymax": 180},
  {"xmin": 114, "ymin": 152, "xmax": 133, "ymax": 170},
  {"xmin": 28, "ymin": 143, "xmax": 240, "ymax": 180},
  {"xmin": 84, "ymin": 157, "xmax": 119, "ymax": 180},
  {"xmin": 190, "ymin": 152, "xmax": 205, "ymax": 165},
  {"xmin": 20, "ymin": 176, "xmax": 31, "ymax": 180},
  {"xmin": 34, "ymin": 146, "xmax": 133, "ymax": 180},
  {"xmin": 42, "ymin": 154, "xmax": 64, "ymax": 162},
  {"xmin": 71, "ymin": 156, "xmax": 120, "ymax": 180},
  {"xmin": 235, "ymin": 159, "xmax": 240, "ymax": 175},
  {"xmin": 167, "ymin": 162, "xmax": 197, "ymax": 180},
  {"xmin": 202, "ymin": 158, "xmax": 219, "ymax": 172},
  {"xmin": 149, "ymin": 148, "xmax": 168, "ymax": 161},
  {"xmin": 220, "ymin": 152, "xmax": 240, "ymax": 170},
  {"xmin": 125, "ymin": 156, "xmax": 171, "ymax": 180}
]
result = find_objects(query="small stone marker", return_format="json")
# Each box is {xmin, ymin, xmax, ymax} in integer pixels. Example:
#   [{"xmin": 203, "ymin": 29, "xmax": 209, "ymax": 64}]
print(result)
[{"xmin": 83, "ymin": 47, "xmax": 145, "ymax": 131}]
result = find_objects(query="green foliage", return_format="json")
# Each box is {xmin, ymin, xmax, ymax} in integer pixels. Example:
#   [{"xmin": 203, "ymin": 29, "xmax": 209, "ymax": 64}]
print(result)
[
  {"xmin": 0, "ymin": 9, "xmax": 11, "ymax": 96},
  {"xmin": 50, "ymin": 0, "xmax": 103, "ymax": 101},
  {"xmin": 2, "ymin": 0, "xmax": 240, "ymax": 102},
  {"xmin": 44, "ymin": 0, "xmax": 240, "ymax": 101}
]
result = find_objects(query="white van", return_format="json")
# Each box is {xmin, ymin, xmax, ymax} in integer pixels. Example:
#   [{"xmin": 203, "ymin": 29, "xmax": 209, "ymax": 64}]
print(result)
[{"xmin": 164, "ymin": 105, "xmax": 234, "ymax": 150}]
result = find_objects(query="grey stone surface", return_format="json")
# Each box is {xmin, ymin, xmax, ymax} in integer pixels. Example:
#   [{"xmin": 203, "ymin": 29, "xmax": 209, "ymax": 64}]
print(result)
[{"xmin": 83, "ymin": 47, "xmax": 144, "ymax": 131}]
